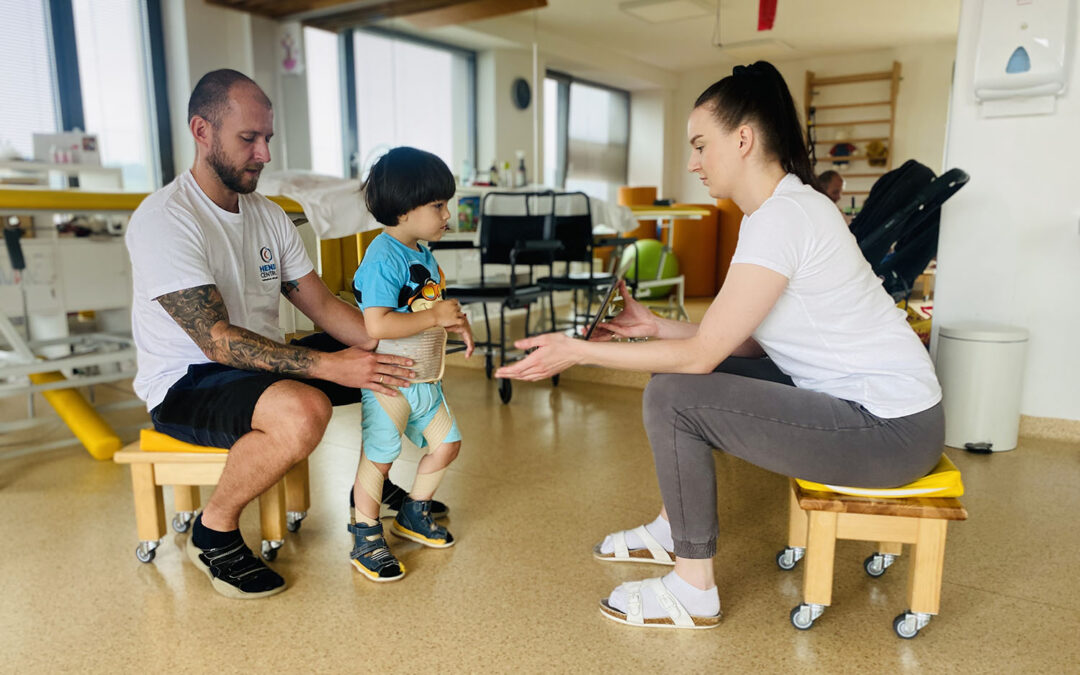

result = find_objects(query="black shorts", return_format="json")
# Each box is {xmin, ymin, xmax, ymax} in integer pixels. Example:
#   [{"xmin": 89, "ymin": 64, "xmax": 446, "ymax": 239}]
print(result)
[{"xmin": 150, "ymin": 333, "xmax": 364, "ymax": 449}]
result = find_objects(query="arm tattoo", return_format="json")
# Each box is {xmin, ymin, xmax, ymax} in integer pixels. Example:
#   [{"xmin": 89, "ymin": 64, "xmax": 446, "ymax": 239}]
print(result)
[
  {"xmin": 280, "ymin": 279, "xmax": 300, "ymax": 298},
  {"xmin": 156, "ymin": 284, "xmax": 316, "ymax": 376}
]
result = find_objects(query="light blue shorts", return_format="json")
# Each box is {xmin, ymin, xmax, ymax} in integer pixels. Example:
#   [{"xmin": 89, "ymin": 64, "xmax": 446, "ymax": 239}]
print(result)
[{"xmin": 360, "ymin": 381, "xmax": 461, "ymax": 463}]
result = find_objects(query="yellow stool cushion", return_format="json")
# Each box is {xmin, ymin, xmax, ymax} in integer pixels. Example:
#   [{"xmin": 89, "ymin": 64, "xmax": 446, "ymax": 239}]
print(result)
[
  {"xmin": 796, "ymin": 455, "xmax": 964, "ymax": 498},
  {"xmin": 139, "ymin": 428, "xmax": 227, "ymax": 454}
]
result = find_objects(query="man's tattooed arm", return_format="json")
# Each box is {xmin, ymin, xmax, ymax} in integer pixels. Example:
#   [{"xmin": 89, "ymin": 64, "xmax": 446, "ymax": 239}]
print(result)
[
  {"xmin": 156, "ymin": 284, "xmax": 316, "ymax": 376},
  {"xmin": 280, "ymin": 279, "xmax": 300, "ymax": 298}
]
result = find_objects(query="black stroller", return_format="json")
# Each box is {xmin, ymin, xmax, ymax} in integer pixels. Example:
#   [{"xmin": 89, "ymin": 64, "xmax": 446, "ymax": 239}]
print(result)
[{"xmin": 849, "ymin": 160, "xmax": 969, "ymax": 301}]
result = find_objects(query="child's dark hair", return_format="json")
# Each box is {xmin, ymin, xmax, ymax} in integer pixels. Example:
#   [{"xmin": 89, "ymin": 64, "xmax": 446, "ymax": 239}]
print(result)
[
  {"xmin": 363, "ymin": 147, "xmax": 456, "ymax": 227},
  {"xmin": 694, "ymin": 61, "xmax": 819, "ymax": 191}
]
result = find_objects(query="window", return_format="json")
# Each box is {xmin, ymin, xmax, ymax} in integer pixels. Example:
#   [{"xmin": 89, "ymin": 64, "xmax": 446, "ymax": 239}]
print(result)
[
  {"xmin": 543, "ymin": 71, "xmax": 629, "ymax": 203},
  {"xmin": 71, "ymin": 0, "xmax": 159, "ymax": 190},
  {"xmin": 0, "ymin": 0, "xmax": 60, "ymax": 159},
  {"xmin": 304, "ymin": 26, "xmax": 344, "ymax": 177},
  {"xmin": 347, "ymin": 29, "xmax": 475, "ymax": 180},
  {"xmin": 0, "ymin": 0, "xmax": 167, "ymax": 190}
]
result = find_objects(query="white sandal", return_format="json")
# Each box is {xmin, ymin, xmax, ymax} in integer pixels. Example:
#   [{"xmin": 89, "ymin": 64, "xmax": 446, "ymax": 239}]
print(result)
[
  {"xmin": 592, "ymin": 525, "xmax": 675, "ymax": 565},
  {"xmin": 599, "ymin": 578, "xmax": 721, "ymax": 629}
]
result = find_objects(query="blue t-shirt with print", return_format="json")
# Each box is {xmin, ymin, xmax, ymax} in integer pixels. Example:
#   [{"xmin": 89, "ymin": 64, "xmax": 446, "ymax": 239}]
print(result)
[{"xmin": 352, "ymin": 232, "xmax": 445, "ymax": 313}]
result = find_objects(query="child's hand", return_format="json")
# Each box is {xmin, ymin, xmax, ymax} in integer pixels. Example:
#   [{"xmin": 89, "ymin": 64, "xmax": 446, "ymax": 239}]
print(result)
[
  {"xmin": 449, "ymin": 318, "xmax": 474, "ymax": 358},
  {"xmin": 431, "ymin": 299, "xmax": 465, "ymax": 328}
]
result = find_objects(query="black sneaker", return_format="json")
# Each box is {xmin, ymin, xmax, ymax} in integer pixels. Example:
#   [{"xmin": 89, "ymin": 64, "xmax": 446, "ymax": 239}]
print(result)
[
  {"xmin": 380, "ymin": 478, "xmax": 450, "ymax": 520},
  {"xmin": 186, "ymin": 534, "xmax": 286, "ymax": 599},
  {"xmin": 348, "ymin": 478, "xmax": 449, "ymax": 520}
]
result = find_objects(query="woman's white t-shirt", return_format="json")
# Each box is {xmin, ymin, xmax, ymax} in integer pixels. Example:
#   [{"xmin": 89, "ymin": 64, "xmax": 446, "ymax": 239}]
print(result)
[
  {"xmin": 729, "ymin": 173, "xmax": 940, "ymax": 419},
  {"xmin": 126, "ymin": 171, "xmax": 314, "ymax": 411}
]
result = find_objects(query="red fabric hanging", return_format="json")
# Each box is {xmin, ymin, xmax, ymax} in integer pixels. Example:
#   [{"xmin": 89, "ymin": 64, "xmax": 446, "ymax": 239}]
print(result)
[{"xmin": 758, "ymin": 0, "xmax": 777, "ymax": 30}]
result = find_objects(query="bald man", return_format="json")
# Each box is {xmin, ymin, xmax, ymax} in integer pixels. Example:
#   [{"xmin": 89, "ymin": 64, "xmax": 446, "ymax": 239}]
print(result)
[{"xmin": 126, "ymin": 69, "xmax": 426, "ymax": 598}]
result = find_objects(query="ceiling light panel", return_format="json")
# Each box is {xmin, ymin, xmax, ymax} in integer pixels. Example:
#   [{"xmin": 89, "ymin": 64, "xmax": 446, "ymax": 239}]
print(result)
[{"xmin": 620, "ymin": 0, "xmax": 713, "ymax": 24}]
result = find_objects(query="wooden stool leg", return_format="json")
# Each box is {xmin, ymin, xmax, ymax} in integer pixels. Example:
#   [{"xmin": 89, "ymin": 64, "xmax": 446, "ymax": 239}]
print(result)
[
  {"xmin": 802, "ymin": 511, "xmax": 838, "ymax": 607},
  {"xmin": 259, "ymin": 480, "xmax": 287, "ymax": 543},
  {"xmin": 788, "ymin": 483, "xmax": 808, "ymax": 548},
  {"xmin": 131, "ymin": 464, "xmax": 166, "ymax": 541},
  {"xmin": 907, "ymin": 518, "xmax": 948, "ymax": 615},
  {"xmin": 285, "ymin": 458, "xmax": 310, "ymax": 513},
  {"xmin": 878, "ymin": 541, "xmax": 904, "ymax": 556},
  {"xmin": 174, "ymin": 485, "xmax": 201, "ymax": 512}
]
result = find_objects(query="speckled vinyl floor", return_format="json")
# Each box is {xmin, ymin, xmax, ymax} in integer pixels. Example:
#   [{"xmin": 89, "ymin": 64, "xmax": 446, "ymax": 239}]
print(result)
[{"xmin": 1, "ymin": 368, "xmax": 1078, "ymax": 673}]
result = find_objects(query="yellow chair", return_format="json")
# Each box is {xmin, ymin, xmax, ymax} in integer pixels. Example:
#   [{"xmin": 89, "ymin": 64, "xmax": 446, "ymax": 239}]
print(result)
[
  {"xmin": 113, "ymin": 429, "xmax": 310, "ymax": 564},
  {"xmin": 777, "ymin": 455, "xmax": 967, "ymax": 638}
]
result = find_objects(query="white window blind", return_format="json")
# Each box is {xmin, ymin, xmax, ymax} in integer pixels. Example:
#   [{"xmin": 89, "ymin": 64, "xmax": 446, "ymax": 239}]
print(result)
[
  {"xmin": 565, "ymin": 81, "xmax": 628, "ymax": 203},
  {"xmin": 0, "ymin": 0, "xmax": 59, "ymax": 159},
  {"xmin": 304, "ymin": 26, "xmax": 344, "ymax": 177},
  {"xmin": 352, "ymin": 31, "xmax": 471, "ymax": 179},
  {"xmin": 71, "ymin": 0, "xmax": 157, "ymax": 189}
]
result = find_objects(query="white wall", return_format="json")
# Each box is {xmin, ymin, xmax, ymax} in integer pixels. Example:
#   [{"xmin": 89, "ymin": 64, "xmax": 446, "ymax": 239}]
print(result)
[
  {"xmin": 476, "ymin": 48, "xmax": 543, "ymax": 182},
  {"xmin": 670, "ymin": 42, "xmax": 957, "ymax": 203},
  {"xmin": 933, "ymin": 0, "xmax": 1080, "ymax": 422},
  {"xmin": 160, "ymin": 0, "xmax": 297, "ymax": 177}
]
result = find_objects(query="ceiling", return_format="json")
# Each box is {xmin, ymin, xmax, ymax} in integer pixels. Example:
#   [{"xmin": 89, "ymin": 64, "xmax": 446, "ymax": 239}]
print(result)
[{"xmin": 378, "ymin": 0, "xmax": 961, "ymax": 73}]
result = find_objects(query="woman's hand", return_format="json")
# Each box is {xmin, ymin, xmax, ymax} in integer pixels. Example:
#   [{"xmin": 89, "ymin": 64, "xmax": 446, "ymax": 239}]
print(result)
[
  {"xmin": 590, "ymin": 280, "xmax": 659, "ymax": 341},
  {"xmin": 494, "ymin": 333, "xmax": 581, "ymax": 381}
]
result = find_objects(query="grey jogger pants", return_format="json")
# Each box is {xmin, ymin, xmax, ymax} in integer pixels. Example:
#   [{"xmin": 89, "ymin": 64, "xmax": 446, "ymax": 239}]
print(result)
[{"xmin": 643, "ymin": 357, "xmax": 944, "ymax": 559}]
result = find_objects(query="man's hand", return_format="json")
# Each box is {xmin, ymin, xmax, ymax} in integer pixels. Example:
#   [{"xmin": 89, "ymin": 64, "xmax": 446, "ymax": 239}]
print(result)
[
  {"xmin": 431, "ymin": 299, "xmax": 466, "ymax": 328},
  {"xmin": 316, "ymin": 346, "xmax": 415, "ymax": 395}
]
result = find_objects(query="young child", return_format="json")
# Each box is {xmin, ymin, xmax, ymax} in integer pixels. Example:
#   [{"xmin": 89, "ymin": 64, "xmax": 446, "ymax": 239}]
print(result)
[{"xmin": 348, "ymin": 146, "xmax": 474, "ymax": 582}]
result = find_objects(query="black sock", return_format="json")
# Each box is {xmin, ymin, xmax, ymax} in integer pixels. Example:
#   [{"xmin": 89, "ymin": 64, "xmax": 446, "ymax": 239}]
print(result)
[{"xmin": 191, "ymin": 514, "xmax": 242, "ymax": 550}]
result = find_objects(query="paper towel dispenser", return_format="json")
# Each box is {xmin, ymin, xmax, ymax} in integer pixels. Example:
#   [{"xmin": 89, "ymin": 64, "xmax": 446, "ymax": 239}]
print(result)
[{"xmin": 974, "ymin": 0, "xmax": 1074, "ymax": 113}]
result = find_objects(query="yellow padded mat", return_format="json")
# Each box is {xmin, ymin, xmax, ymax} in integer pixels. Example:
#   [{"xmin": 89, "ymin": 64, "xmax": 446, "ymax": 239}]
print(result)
[
  {"xmin": 796, "ymin": 455, "xmax": 963, "ymax": 498},
  {"xmin": 139, "ymin": 428, "xmax": 227, "ymax": 454}
]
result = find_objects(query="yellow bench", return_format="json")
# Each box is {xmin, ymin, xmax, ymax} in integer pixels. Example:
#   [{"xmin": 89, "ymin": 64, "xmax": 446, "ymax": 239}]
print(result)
[
  {"xmin": 777, "ymin": 455, "xmax": 968, "ymax": 638},
  {"xmin": 113, "ymin": 429, "xmax": 310, "ymax": 563}
]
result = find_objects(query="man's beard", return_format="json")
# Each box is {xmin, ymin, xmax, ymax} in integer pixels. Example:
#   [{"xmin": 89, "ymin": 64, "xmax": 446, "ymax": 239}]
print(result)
[{"xmin": 208, "ymin": 138, "xmax": 262, "ymax": 194}]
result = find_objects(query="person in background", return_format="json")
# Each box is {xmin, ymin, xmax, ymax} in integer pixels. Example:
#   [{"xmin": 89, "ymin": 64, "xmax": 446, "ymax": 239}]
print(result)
[{"xmin": 818, "ymin": 169, "xmax": 845, "ymax": 204}]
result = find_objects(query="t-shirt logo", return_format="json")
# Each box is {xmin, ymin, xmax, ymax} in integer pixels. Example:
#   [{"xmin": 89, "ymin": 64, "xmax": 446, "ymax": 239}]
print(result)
[{"xmin": 258, "ymin": 246, "xmax": 278, "ymax": 281}]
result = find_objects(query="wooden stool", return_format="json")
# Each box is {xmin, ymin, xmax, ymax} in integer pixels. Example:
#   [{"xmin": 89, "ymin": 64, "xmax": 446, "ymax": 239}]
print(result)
[
  {"xmin": 113, "ymin": 429, "xmax": 311, "ymax": 564},
  {"xmin": 777, "ymin": 458, "xmax": 967, "ymax": 638}
]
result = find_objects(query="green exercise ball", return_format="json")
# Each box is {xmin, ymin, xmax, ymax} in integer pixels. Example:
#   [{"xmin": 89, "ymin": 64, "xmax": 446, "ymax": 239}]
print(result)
[{"xmin": 620, "ymin": 239, "xmax": 679, "ymax": 299}]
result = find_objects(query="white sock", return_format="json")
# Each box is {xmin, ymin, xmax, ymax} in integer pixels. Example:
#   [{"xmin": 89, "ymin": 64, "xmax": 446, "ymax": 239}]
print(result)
[
  {"xmin": 607, "ymin": 571, "xmax": 720, "ymax": 619},
  {"xmin": 599, "ymin": 514, "xmax": 673, "ymax": 555}
]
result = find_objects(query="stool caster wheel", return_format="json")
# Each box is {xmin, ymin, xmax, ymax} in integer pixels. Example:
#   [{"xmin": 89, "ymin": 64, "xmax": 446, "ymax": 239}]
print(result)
[
  {"xmin": 776, "ymin": 546, "xmax": 804, "ymax": 571},
  {"xmin": 261, "ymin": 539, "xmax": 283, "ymax": 561},
  {"xmin": 172, "ymin": 511, "xmax": 195, "ymax": 533},
  {"xmin": 790, "ymin": 603, "xmax": 824, "ymax": 630},
  {"xmin": 135, "ymin": 540, "xmax": 159, "ymax": 563},
  {"xmin": 286, "ymin": 511, "xmax": 307, "ymax": 533},
  {"xmin": 893, "ymin": 611, "xmax": 930, "ymax": 639},
  {"xmin": 864, "ymin": 552, "xmax": 896, "ymax": 578},
  {"xmin": 498, "ymin": 378, "xmax": 512, "ymax": 404},
  {"xmin": 484, "ymin": 354, "xmax": 494, "ymax": 380},
  {"xmin": 551, "ymin": 374, "xmax": 560, "ymax": 387}
]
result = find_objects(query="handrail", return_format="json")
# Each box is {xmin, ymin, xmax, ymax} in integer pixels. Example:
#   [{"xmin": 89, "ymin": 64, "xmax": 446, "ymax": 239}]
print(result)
[{"xmin": 0, "ymin": 187, "xmax": 305, "ymax": 214}]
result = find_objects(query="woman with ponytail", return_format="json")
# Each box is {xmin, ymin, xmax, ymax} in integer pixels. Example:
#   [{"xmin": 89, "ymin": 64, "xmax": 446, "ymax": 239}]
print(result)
[{"xmin": 497, "ymin": 62, "xmax": 943, "ymax": 630}]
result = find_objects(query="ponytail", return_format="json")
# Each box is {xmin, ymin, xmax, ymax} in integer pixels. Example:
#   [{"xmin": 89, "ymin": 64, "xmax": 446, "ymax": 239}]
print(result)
[{"xmin": 694, "ymin": 61, "xmax": 819, "ymax": 191}]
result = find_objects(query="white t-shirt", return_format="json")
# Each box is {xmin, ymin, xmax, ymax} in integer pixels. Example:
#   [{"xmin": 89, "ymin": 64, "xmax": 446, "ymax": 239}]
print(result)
[
  {"xmin": 126, "ymin": 171, "xmax": 314, "ymax": 410},
  {"xmin": 730, "ymin": 173, "xmax": 940, "ymax": 418}
]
